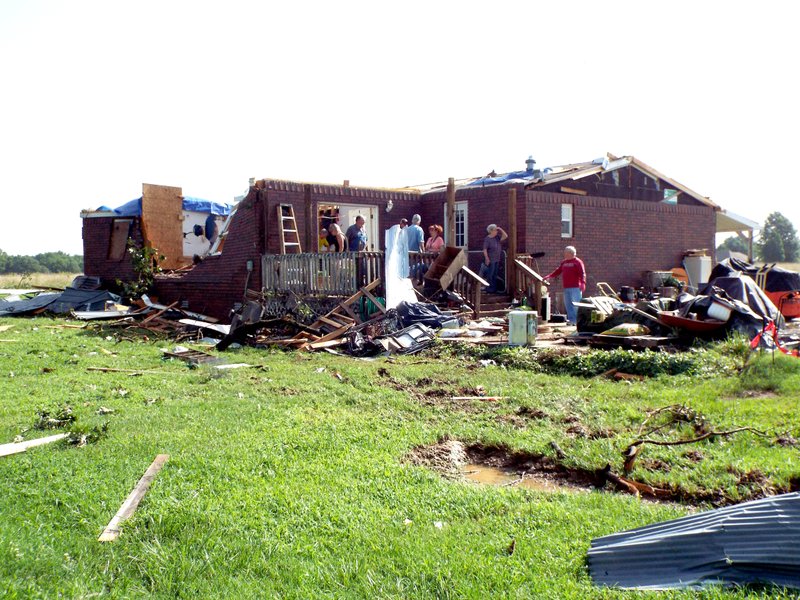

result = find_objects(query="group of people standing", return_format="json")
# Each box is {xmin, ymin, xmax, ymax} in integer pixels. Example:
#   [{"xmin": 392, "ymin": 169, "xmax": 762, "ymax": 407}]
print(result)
[
  {"xmin": 319, "ymin": 216, "xmax": 368, "ymax": 253},
  {"xmin": 320, "ymin": 212, "xmax": 587, "ymax": 325}
]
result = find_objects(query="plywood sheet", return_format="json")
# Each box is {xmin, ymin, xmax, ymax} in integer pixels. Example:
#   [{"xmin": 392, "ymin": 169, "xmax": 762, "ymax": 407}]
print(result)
[{"xmin": 141, "ymin": 184, "xmax": 186, "ymax": 269}]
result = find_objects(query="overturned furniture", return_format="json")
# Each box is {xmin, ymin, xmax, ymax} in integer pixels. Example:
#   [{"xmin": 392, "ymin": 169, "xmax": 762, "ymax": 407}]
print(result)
[{"xmin": 423, "ymin": 247, "xmax": 467, "ymax": 291}]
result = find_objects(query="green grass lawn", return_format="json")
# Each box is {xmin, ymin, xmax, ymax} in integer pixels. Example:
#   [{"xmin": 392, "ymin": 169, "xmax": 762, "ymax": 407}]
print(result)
[{"xmin": 1, "ymin": 317, "xmax": 800, "ymax": 598}]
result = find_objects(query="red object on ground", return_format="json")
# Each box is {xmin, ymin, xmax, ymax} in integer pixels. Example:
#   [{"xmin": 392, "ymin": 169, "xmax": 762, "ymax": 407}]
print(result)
[
  {"xmin": 657, "ymin": 311, "xmax": 727, "ymax": 332},
  {"xmin": 765, "ymin": 291, "xmax": 800, "ymax": 319}
]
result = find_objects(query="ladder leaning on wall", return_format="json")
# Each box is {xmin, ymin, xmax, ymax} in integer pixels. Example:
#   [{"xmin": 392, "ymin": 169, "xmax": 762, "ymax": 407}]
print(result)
[{"xmin": 278, "ymin": 204, "xmax": 302, "ymax": 254}]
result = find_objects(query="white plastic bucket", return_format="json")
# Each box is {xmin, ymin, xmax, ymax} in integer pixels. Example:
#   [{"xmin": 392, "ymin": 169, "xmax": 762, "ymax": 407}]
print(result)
[{"xmin": 707, "ymin": 300, "xmax": 732, "ymax": 322}]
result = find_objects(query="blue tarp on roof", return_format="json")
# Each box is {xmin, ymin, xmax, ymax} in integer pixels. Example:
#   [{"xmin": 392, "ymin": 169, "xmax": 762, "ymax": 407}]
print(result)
[
  {"xmin": 95, "ymin": 197, "xmax": 232, "ymax": 217},
  {"xmin": 466, "ymin": 170, "xmax": 539, "ymax": 187},
  {"xmin": 95, "ymin": 197, "xmax": 142, "ymax": 216},
  {"xmin": 181, "ymin": 197, "xmax": 232, "ymax": 216}
]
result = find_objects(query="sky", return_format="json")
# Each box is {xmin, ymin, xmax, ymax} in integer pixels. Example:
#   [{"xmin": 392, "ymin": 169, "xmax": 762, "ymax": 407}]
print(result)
[{"xmin": 1, "ymin": 0, "xmax": 799, "ymax": 256}]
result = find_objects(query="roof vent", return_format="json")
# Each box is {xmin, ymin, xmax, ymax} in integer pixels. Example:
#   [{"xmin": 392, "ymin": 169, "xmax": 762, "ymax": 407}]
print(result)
[{"xmin": 525, "ymin": 156, "xmax": 536, "ymax": 173}]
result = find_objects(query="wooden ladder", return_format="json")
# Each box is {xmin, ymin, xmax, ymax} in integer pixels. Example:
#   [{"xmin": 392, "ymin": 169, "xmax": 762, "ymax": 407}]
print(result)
[{"xmin": 277, "ymin": 204, "xmax": 302, "ymax": 254}]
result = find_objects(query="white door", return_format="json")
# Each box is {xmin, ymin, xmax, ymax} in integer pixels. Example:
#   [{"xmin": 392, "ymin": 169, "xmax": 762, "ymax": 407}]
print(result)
[
  {"xmin": 339, "ymin": 204, "xmax": 378, "ymax": 251},
  {"xmin": 443, "ymin": 201, "xmax": 468, "ymax": 247}
]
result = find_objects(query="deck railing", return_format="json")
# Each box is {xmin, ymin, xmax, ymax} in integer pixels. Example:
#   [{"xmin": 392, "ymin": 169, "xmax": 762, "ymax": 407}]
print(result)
[
  {"xmin": 452, "ymin": 267, "xmax": 488, "ymax": 317},
  {"xmin": 262, "ymin": 250, "xmax": 491, "ymax": 317},
  {"xmin": 408, "ymin": 251, "xmax": 438, "ymax": 281},
  {"xmin": 262, "ymin": 252, "xmax": 384, "ymax": 296}
]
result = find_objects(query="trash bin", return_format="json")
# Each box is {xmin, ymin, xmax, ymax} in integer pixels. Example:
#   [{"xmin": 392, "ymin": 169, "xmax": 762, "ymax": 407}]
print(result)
[
  {"xmin": 684, "ymin": 256, "xmax": 712, "ymax": 288},
  {"xmin": 508, "ymin": 310, "xmax": 538, "ymax": 346}
]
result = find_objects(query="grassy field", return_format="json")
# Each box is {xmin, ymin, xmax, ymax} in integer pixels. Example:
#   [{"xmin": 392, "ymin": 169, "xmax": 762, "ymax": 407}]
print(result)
[
  {"xmin": 1, "ymin": 317, "xmax": 800, "ymax": 598},
  {"xmin": 0, "ymin": 272, "xmax": 81, "ymax": 290}
]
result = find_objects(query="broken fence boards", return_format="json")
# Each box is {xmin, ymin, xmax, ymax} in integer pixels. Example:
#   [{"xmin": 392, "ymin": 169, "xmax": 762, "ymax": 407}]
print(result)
[
  {"xmin": 0, "ymin": 433, "xmax": 68, "ymax": 457},
  {"xmin": 98, "ymin": 454, "xmax": 169, "ymax": 542}
]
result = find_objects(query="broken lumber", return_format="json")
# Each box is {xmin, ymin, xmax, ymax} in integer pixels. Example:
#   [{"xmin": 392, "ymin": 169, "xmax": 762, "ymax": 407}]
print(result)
[
  {"xmin": 0, "ymin": 433, "xmax": 68, "ymax": 457},
  {"xmin": 98, "ymin": 454, "xmax": 169, "ymax": 542},
  {"xmin": 87, "ymin": 367, "xmax": 166, "ymax": 375}
]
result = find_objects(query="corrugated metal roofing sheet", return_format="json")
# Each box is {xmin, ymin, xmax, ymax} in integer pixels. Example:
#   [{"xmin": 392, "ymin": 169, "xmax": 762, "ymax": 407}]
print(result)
[{"xmin": 588, "ymin": 492, "xmax": 800, "ymax": 590}]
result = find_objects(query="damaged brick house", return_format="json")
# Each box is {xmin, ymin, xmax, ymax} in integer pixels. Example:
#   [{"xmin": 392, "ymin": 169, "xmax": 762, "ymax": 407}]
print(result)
[{"xmin": 81, "ymin": 154, "xmax": 755, "ymax": 321}]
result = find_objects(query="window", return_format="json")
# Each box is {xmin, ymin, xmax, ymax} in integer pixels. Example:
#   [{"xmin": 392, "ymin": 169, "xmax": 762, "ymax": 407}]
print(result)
[
  {"xmin": 443, "ymin": 201, "xmax": 468, "ymax": 247},
  {"xmin": 561, "ymin": 204, "xmax": 573, "ymax": 238},
  {"xmin": 663, "ymin": 189, "xmax": 678, "ymax": 204},
  {"xmin": 108, "ymin": 219, "xmax": 133, "ymax": 260}
]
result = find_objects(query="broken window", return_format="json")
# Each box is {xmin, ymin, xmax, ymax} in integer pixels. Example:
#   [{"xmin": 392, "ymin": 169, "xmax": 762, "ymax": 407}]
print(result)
[
  {"xmin": 663, "ymin": 189, "xmax": 679, "ymax": 204},
  {"xmin": 108, "ymin": 219, "xmax": 133, "ymax": 260},
  {"xmin": 561, "ymin": 204, "xmax": 573, "ymax": 238}
]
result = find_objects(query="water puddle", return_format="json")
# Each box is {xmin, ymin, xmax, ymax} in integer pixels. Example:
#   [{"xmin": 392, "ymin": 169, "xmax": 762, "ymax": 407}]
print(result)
[{"xmin": 462, "ymin": 463, "xmax": 580, "ymax": 493}]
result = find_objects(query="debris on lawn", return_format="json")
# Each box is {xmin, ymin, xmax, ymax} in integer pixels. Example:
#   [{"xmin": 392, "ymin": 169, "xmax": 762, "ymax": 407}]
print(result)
[
  {"xmin": 34, "ymin": 405, "xmax": 76, "ymax": 430},
  {"xmin": 2, "ymin": 259, "xmax": 796, "ymax": 367},
  {"xmin": 64, "ymin": 422, "xmax": 110, "ymax": 447},
  {"xmin": 587, "ymin": 491, "xmax": 800, "ymax": 590},
  {"xmin": 98, "ymin": 453, "xmax": 169, "ymax": 542}
]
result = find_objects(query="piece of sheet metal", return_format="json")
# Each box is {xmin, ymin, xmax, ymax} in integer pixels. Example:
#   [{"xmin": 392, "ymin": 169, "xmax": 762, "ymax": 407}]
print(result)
[{"xmin": 588, "ymin": 492, "xmax": 800, "ymax": 590}]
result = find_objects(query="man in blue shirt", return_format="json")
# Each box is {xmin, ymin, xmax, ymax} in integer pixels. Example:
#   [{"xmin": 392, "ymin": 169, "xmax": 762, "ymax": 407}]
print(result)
[
  {"xmin": 346, "ymin": 215, "xmax": 367, "ymax": 252},
  {"xmin": 406, "ymin": 214, "xmax": 424, "ymax": 253}
]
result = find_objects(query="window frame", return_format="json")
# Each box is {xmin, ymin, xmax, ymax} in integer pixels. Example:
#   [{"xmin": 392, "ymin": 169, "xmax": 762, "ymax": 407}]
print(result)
[{"xmin": 560, "ymin": 204, "xmax": 573, "ymax": 238}]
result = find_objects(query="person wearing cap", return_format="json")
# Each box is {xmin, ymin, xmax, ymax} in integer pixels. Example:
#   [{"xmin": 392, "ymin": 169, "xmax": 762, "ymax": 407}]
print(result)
[
  {"xmin": 544, "ymin": 246, "xmax": 586, "ymax": 325},
  {"xmin": 481, "ymin": 223, "xmax": 508, "ymax": 293}
]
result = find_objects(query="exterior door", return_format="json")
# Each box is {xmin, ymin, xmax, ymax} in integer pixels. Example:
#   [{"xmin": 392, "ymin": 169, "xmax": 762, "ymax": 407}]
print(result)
[
  {"xmin": 338, "ymin": 204, "xmax": 378, "ymax": 251},
  {"xmin": 443, "ymin": 201, "xmax": 468, "ymax": 248}
]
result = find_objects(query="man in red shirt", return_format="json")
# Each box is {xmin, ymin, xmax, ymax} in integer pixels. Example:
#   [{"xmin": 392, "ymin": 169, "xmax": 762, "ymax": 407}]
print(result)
[{"xmin": 544, "ymin": 246, "xmax": 586, "ymax": 325}]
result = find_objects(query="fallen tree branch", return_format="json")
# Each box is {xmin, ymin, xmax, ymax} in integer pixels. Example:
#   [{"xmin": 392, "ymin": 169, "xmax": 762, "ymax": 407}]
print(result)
[
  {"xmin": 622, "ymin": 426, "xmax": 767, "ymax": 473},
  {"xmin": 627, "ymin": 427, "xmax": 767, "ymax": 450}
]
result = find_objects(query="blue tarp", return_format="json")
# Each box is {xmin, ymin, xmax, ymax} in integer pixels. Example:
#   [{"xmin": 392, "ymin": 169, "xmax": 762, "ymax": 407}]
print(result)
[
  {"xmin": 181, "ymin": 197, "xmax": 232, "ymax": 216},
  {"xmin": 466, "ymin": 170, "xmax": 539, "ymax": 187},
  {"xmin": 95, "ymin": 197, "xmax": 142, "ymax": 216},
  {"xmin": 95, "ymin": 197, "xmax": 232, "ymax": 217}
]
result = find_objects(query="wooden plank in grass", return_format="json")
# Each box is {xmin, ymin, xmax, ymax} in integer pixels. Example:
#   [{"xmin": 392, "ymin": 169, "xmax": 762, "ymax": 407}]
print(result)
[
  {"xmin": 0, "ymin": 433, "xmax": 67, "ymax": 457},
  {"xmin": 98, "ymin": 454, "xmax": 169, "ymax": 542}
]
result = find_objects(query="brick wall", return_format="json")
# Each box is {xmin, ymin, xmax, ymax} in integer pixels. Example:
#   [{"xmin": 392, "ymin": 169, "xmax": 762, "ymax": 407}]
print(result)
[
  {"xmin": 152, "ymin": 181, "xmax": 422, "ymax": 320},
  {"xmin": 524, "ymin": 190, "xmax": 715, "ymax": 290},
  {"xmin": 259, "ymin": 179, "xmax": 420, "ymax": 254},
  {"xmin": 81, "ymin": 216, "xmax": 141, "ymax": 286},
  {"xmin": 419, "ymin": 184, "xmax": 526, "ymax": 271},
  {"xmin": 535, "ymin": 165, "xmax": 707, "ymax": 206},
  {"xmin": 153, "ymin": 190, "xmax": 265, "ymax": 320}
]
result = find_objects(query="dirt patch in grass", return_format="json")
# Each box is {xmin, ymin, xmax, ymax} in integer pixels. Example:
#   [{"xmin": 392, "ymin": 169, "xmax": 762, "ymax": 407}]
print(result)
[
  {"xmin": 377, "ymin": 372, "xmax": 490, "ymax": 412},
  {"xmin": 405, "ymin": 439, "xmax": 795, "ymax": 507},
  {"xmin": 727, "ymin": 390, "xmax": 779, "ymax": 400}
]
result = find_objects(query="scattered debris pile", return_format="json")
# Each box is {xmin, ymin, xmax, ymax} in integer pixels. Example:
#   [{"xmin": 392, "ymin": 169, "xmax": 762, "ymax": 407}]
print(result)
[{"xmin": 711, "ymin": 258, "xmax": 800, "ymax": 320}]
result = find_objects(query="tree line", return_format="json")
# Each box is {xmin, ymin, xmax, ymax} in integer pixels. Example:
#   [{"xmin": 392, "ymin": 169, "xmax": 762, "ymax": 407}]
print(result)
[
  {"xmin": 717, "ymin": 211, "xmax": 799, "ymax": 263},
  {"xmin": 0, "ymin": 250, "xmax": 83, "ymax": 274}
]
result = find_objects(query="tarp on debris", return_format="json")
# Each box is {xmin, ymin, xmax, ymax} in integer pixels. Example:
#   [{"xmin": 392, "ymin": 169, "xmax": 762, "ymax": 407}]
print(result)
[
  {"xmin": 700, "ymin": 274, "xmax": 782, "ymax": 324},
  {"xmin": 0, "ymin": 288, "xmax": 120, "ymax": 316},
  {"xmin": 0, "ymin": 292, "xmax": 61, "ymax": 316},
  {"xmin": 396, "ymin": 301, "xmax": 452, "ymax": 329},
  {"xmin": 711, "ymin": 258, "xmax": 800, "ymax": 293},
  {"xmin": 95, "ymin": 197, "xmax": 233, "ymax": 217},
  {"xmin": 48, "ymin": 288, "xmax": 120, "ymax": 314},
  {"xmin": 588, "ymin": 492, "xmax": 800, "ymax": 590}
]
